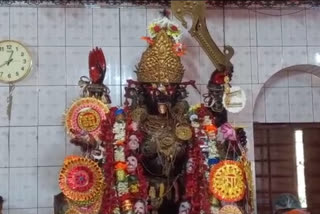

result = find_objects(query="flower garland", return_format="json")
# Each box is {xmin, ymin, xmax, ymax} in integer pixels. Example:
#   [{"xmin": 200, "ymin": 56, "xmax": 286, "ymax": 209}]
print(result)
[
  {"xmin": 100, "ymin": 108, "xmax": 148, "ymax": 214},
  {"xmin": 188, "ymin": 104, "xmax": 253, "ymax": 213},
  {"xmin": 184, "ymin": 139, "xmax": 211, "ymax": 214},
  {"xmin": 188, "ymin": 104, "xmax": 222, "ymax": 212},
  {"xmin": 142, "ymin": 16, "xmax": 186, "ymax": 57},
  {"xmin": 112, "ymin": 109, "xmax": 131, "ymax": 212},
  {"xmin": 100, "ymin": 107, "xmax": 119, "ymax": 214},
  {"xmin": 184, "ymin": 104, "xmax": 217, "ymax": 214},
  {"xmin": 148, "ymin": 16, "xmax": 182, "ymax": 42}
]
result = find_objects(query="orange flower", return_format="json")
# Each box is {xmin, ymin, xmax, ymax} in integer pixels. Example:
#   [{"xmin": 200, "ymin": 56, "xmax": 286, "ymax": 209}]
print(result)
[
  {"xmin": 204, "ymin": 124, "xmax": 217, "ymax": 133},
  {"xmin": 115, "ymin": 140, "xmax": 125, "ymax": 146},
  {"xmin": 172, "ymin": 43, "xmax": 186, "ymax": 56},
  {"xmin": 115, "ymin": 162, "xmax": 127, "ymax": 170},
  {"xmin": 141, "ymin": 36, "xmax": 154, "ymax": 45}
]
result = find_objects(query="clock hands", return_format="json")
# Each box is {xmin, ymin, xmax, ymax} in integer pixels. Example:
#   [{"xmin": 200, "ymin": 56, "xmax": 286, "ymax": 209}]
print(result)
[
  {"xmin": 0, "ymin": 51, "xmax": 14, "ymax": 68},
  {"xmin": 7, "ymin": 58, "xmax": 13, "ymax": 66},
  {"xmin": 7, "ymin": 50, "xmax": 14, "ymax": 66},
  {"xmin": 0, "ymin": 61, "xmax": 7, "ymax": 68}
]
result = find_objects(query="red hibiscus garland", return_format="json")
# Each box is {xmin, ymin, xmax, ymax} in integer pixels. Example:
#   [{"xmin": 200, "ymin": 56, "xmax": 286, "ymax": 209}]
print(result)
[
  {"xmin": 185, "ymin": 139, "xmax": 211, "ymax": 214},
  {"xmin": 100, "ymin": 109, "xmax": 119, "ymax": 214}
]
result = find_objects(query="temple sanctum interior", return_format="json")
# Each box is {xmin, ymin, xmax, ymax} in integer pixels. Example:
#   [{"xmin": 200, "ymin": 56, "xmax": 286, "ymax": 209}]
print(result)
[{"xmin": 0, "ymin": 1, "xmax": 320, "ymax": 214}]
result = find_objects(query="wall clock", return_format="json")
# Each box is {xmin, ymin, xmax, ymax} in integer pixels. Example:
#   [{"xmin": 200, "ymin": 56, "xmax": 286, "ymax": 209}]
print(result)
[{"xmin": 0, "ymin": 40, "xmax": 32, "ymax": 83}]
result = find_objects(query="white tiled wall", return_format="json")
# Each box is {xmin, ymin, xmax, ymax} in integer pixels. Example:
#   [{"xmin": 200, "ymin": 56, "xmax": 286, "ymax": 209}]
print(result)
[{"xmin": 0, "ymin": 5, "xmax": 320, "ymax": 213}]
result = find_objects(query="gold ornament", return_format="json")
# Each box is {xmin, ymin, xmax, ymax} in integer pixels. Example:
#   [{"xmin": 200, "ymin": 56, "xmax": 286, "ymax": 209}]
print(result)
[
  {"xmin": 77, "ymin": 109, "xmax": 101, "ymax": 132},
  {"xmin": 65, "ymin": 97, "xmax": 109, "ymax": 139},
  {"xmin": 209, "ymin": 160, "xmax": 246, "ymax": 202},
  {"xmin": 175, "ymin": 124, "xmax": 192, "ymax": 140},
  {"xmin": 137, "ymin": 30, "xmax": 184, "ymax": 83},
  {"xmin": 67, "ymin": 196, "xmax": 102, "ymax": 214},
  {"xmin": 66, "ymin": 208, "xmax": 81, "ymax": 214},
  {"xmin": 59, "ymin": 156, "xmax": 105, "ymax": 204},
  {"xmin": 241, "ymin": 155, "xmax": 254, "ymax": 211},
  {"xmin": 130, "ymin": 107, "xmax": 147, "ymax": 123},
  {"xmin": 219, "ymin": 205, "xmax": 242, "ymax": 214},
  {"xmin": 159, "ymin": 183, "xmax": 165, "ymax": 198}
]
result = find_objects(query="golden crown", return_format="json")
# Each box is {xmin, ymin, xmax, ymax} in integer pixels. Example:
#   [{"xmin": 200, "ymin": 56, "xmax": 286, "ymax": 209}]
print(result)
[{"xmin": 137, "ymin": 29, "xmax": 185, "ymax": 83}]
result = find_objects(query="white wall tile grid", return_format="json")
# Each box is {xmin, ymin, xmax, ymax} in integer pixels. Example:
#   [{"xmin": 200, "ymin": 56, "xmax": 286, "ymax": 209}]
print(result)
[{"xmin": 0, "ymin": 5, "xmax": 320, "ymax": 212}]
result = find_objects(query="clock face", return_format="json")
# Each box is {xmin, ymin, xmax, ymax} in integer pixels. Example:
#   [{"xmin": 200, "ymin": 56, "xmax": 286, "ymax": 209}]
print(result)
[{"xmin": 0, "ymin": 40, "xmax": 32, "ymax": 83}]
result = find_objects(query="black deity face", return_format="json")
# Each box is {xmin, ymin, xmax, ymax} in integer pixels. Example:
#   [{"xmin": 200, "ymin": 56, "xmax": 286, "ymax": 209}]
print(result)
[{"xmin": 141, "ymin": 83, "xmax": 186, "ymax": 115}]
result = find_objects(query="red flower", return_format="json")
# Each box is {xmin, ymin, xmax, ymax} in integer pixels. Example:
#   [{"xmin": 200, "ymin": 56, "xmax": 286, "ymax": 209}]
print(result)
[
  {"xmin": 172, "ymin": 43, "xmax": 186, "ymax": 56},
  {"xmin": 170, "ymin": 25, "xmax": 178, "ymax": 31},
  {"xmin": 211, "ymin": 71, "xmax": 226, "ymax": 85},
  {"xmin": 153, "ymin": 25, "xmax": 161, "ymax": 32}
]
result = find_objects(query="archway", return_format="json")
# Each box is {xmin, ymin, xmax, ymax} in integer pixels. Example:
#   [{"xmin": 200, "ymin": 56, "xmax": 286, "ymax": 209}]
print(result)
[
  {"xmin": 253, "ymin": 64, "xmax": 320, "ymax": 213},
  {"xmin": 253, "ymin": 64, "xmax": 320, "ymax": 122}
]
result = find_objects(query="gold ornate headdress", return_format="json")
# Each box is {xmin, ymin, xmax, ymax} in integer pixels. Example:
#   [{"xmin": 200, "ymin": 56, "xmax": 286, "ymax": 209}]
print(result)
[{"xmin": 137, "ymin": 18, "xmax": 185, "ymax": 84}]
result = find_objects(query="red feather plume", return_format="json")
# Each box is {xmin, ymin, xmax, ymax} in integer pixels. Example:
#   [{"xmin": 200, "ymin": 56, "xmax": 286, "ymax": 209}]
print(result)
[{"xmin": 89, "ymin": 47, "xmax": 106, "ymax": 84}]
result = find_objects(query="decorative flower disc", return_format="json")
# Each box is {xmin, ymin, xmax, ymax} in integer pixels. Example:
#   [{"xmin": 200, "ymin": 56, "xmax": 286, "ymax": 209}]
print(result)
[
  {"xmin": 209, "ymin": 160, "xmax": 246, "ymax": 202},
  {"xmin": 219, "ymin": 205, "xmax": 242, "ymax": 214},
  {"xmin": 65, "ymin": 97, "xmax": 109, "ymax": 139},
  {"xmin": 59, "ymin": 156, "xmax": 105, "ymax": 203}
]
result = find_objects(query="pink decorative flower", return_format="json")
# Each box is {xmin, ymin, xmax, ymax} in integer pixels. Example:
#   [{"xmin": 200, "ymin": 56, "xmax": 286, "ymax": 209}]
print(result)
[{"xmin": 220, "ymin": 123, "xmax": 237, "ymax": 141}]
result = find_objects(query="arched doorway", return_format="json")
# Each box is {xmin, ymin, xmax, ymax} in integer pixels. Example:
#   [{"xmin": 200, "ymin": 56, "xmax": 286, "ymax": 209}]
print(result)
[{"xmin": 253, "ymin": 65, "xmax": 320, "ymax": 213}]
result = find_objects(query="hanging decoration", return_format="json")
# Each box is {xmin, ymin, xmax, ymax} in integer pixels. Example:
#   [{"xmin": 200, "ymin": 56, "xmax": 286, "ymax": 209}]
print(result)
[
  {"xmin": 64, "ymin": 97, "xmax": 109, "ymax": 139},
  {"xmin": 219, "ymin": 205, "xmax": 243, "ymax": 214},
  {"xmin": 59, "ymin": 156, "xmax": 105, "ymax": 205},
  {"xmin": 223, "ymin": 85, "xmax": 246, "ymax": 113},
  {"xmin": 209, "ymin": 160, "xmax": 246, "ymax": 202}
]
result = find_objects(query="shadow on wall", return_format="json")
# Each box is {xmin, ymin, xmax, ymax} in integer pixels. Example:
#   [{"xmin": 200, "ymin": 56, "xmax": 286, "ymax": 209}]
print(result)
[{"xmin": 253, "ymin": 64, "xmax": 320, "ymax": 123}]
